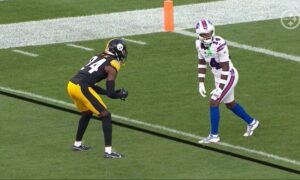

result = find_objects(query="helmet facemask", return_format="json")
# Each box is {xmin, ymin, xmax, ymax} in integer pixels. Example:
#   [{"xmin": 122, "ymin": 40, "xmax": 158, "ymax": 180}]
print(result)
[
  {"xmin": 115, "ymin": 43, "xmax": 128, "ymax": 65},
  {"xmin": 195, "ymin": 19, "xmax": 215, "ymax": 47},
  {"xmin": 199, "ymin": 31, "xmax": 214, "ymax": 47}
]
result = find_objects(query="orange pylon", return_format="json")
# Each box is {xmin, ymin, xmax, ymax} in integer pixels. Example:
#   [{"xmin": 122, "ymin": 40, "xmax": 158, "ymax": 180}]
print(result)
[{"xmin": 164, "ymin": 0, "xmax": 174, "ymax": 32}]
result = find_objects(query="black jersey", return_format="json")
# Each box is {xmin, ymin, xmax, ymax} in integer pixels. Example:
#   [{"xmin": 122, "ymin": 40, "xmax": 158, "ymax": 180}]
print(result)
[{"xmin": 71, "ymin": 53, "xmax": 120, "ymax": 85}]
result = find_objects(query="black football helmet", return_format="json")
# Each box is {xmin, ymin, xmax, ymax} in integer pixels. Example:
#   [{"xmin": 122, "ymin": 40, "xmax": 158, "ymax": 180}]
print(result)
[{"xmin": 105, "ymin": 38, "xmax": 128, "ymax": 62}]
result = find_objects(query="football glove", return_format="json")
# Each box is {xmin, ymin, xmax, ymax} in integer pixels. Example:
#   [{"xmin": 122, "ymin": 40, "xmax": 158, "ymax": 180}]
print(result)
[
  {"xmin": 116, "ymin": 88, "xmax": 128, "ymax": 101},
  {"xmin": 210, "ymin": 87, "xmax": 222, "ymax": 101},
  {"xmin": 199, "ymin": 82, "xmax": 206, "ymax": 97}
]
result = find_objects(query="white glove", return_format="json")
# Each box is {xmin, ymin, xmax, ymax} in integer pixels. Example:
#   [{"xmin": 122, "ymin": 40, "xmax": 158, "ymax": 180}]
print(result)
[
  {"xmin": 198, "ymin": 82, "xmax": 206, "ymax": 97},
  {"xmin": 210, "ymin": 87, "xmax": 222, "ymax": 100}
]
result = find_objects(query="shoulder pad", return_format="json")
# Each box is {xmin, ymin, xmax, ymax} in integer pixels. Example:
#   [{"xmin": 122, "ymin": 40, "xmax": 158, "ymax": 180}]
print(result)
[
  {"xmin": 213, "ymin": 36, "xmax": 226, "ymax": 45},
  {"xmin": 213, "ymin": 36, "xmax": 227, "ymax": 52},
  {"xmin": 195, "ymin": 39, "xmax": 201, "ymax": 49},
  {"xmin": 110, "ymin": 60, "xmax": 121, "ymax": 72}
]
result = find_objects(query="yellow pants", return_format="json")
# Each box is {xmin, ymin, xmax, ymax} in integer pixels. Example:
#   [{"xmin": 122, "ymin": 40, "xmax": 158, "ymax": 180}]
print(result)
[{"xmin": 67, "ymin": 81, "xmax": 107, "ymax": 116}]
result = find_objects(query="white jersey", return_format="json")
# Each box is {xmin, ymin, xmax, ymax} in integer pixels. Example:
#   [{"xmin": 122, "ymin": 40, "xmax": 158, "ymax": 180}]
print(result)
[
  {"xmin": 196, "ymin": 36, "xmax": 239, "ymax": 103},
  {"xmin": 196, "ymin": 36, "xmax": 234, "ymax": 77}
]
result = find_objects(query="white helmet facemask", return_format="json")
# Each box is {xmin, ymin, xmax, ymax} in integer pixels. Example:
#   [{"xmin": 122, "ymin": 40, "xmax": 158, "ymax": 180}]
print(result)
[{"xmin": 195, "ymin": 19, "xmax": 215, "ymax": 47}]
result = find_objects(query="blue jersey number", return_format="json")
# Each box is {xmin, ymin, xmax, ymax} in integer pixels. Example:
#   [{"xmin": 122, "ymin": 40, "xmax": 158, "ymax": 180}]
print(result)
[{"xmin": 210, "ymin": 58, "xmax": 221, "ymax": 69}]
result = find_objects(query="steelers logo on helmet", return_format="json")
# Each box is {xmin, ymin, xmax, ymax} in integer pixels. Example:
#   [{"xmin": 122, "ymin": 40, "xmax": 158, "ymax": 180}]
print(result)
[{"xmin": 117, "ymin": 43, "xmax": 124, "ymax": 51}]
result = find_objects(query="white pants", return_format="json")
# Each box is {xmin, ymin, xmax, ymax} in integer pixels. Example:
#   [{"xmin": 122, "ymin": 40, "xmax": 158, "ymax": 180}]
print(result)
[{"xmin": 214, "ymin": 67, "xmax": 239, "ymax": 103}]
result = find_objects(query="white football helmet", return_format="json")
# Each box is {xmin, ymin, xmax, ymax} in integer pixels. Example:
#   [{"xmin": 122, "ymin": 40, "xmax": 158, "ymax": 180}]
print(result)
[{"xmin": 195, "ymin": 19, "xmax": 215, "ymax": 47}]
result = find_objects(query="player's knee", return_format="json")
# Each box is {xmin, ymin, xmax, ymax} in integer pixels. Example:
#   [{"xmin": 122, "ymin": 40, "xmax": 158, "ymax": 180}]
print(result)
[
  {"xmin": 81, "ymin": 110, "xmax": 93, "ymax": 118},
  {"xmin": 225, "ymin": 101, "xmax": 236, "ymax": 109},
  {"xmin": 99, "ymin": 110, "xmax": 111, "ymax": 122},
  {"xmin": 210, "ymin": 100, "xmax": 219, "ymax": 107}
]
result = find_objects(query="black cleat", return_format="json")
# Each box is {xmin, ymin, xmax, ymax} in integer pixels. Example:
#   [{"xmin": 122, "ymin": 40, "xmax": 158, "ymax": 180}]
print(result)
[
  {"xmin": 72, "ymin": 145, "xmax": 91, "ymax": 151},
  {"xmin": 104, "ymin": 152, "xmax": 124, "ymax": 158}
]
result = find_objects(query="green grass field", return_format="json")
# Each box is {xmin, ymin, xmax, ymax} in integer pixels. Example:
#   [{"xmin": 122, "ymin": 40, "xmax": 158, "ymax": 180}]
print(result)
[{"xmin": 0, "ymin": 0, "xmax": 300, "ymax": 179}]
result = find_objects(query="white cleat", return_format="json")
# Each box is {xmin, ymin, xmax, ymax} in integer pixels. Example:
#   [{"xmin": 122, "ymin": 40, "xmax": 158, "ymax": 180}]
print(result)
[
  {"xmin": 198, "ymin": 134, "xmax": 220, "ymax": 144},
  {"xmin": 243, "ymin": 119, "xmax": 260, "ymax": 137}
]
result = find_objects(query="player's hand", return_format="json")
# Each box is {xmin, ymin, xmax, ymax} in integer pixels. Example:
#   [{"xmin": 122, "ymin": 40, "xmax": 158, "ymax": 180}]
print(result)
[
  {"xmin": 210, "ymin": 87, "xmax": 222, "ymax": 101},
  {"xmin": 117, "ymin": 88, "xmax": 128, "ymax": 101},
  {"xmin": 199, "ymin": 82, "xmax": 206, "ymax": 97}
]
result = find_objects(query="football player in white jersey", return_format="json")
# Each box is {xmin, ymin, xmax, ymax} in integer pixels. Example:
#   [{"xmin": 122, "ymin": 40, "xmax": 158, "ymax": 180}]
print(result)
[{"xmin": 195, "ymin": 19, "xmax": 259, "ymax": 143}]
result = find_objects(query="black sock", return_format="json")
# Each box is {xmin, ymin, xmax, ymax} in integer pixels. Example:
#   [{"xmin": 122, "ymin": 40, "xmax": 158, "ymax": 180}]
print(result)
[
  {"xmin": 101, "ymin": 113, "xmax": 112, "ymax": 146},
  {"xmin": 75, "ymin": 112, "xmax": 92, "ymax": 141}
]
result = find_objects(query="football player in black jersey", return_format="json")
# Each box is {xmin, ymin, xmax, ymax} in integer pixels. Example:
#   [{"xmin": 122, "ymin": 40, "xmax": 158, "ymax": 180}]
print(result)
[{"xmin": 67, "ymin": 38, "xmax": 128, "ymax": 158}]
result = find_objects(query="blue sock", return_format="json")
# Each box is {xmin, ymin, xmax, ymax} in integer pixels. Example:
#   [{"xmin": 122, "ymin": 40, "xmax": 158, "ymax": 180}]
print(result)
[
  {"xmin": 230, "ymin": 103, "xmax": 253, "ymax": 124},
  {"xmin": 210, "ymin": 106, "xmax": 220, "ymax": 135}
]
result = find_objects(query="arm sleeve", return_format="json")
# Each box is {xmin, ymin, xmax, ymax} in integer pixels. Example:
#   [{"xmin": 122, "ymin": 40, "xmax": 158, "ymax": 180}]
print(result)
[
  {"xmin": 92, "ymin": 85, "xmax": 107, "ymax": 95},
  {"xmin": 106, "ymin": 80, "xmax": 120, "ymax": 99},
  {"xmin": 195, "ymin": 40, "xmax": 205, "ymax": 60}
]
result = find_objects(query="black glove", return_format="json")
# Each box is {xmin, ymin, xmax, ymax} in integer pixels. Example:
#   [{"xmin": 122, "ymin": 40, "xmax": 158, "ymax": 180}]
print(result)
[{"xmin": 116, "ymin": 88, "xmax": 128, "ymax": 101}]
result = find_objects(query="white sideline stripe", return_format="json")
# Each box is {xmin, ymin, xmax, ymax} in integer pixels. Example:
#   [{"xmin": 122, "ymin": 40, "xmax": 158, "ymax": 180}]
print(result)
[
  {"xmin": 12, "ymin": 49, "xmax": 39, "ymax": 57},
  {"xmin": 66, "ymin": 44, "xmax": 94, "ymax": 51},
  {"xmin": 218, "ymin": 142, "xmax": 300, "ymax": 166},
  {"xmin": 174, "ymin": 30, "xmax": 300, "ymax": 63},
  {"xmin": 0, "ymin": 86, "xmax": 73, "ymax": 108},
  {"xmin": 123, "ymin": 38, "xmax": 147, "ymax": 45},
  {"xmin": 1, "ymin": 0, "xmax": 300, "ymax": 49},
  {"xmin": 0, "ymin": 86, "xmax": 299, "ymax": 166}
]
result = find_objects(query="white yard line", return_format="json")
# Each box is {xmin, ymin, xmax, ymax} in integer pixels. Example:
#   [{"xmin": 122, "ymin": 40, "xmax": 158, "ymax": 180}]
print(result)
[
  {"xmin": 123, "ymin": 38, "xmax": 147, "ymax": 45},
  {"xmin": 227, "ymin": 41, "xmax": 300, "ymax": 63},
  {"xmin": 0, "ymin": 85, "xmax": 299, "ymax": 166},
  {"xmin": 174, "ymin": 30, "xmax": 300, "ymax": 63},
  {"xmin": 66, "ymin": 43, "xmax": 94, "ymax": 51},
  {"xmin": 12, "ymin": 49, "xmax": 39, "ymax": 57},
  {"xmin": 0, "ymin": 0, "xmax": 299, "ymax": 49}
]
